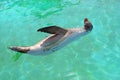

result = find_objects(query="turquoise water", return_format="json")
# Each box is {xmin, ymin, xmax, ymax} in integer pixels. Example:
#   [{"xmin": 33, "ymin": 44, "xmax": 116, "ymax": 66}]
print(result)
[{"xmin": 0, "ymin": 0, "xmax": 120, "ymax": 80}]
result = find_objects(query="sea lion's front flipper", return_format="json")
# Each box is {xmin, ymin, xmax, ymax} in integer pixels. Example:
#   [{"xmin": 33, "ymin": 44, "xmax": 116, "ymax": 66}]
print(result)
[{"xmin": 37, "ymin": 26, "xmax": 68, "ymax": 35}]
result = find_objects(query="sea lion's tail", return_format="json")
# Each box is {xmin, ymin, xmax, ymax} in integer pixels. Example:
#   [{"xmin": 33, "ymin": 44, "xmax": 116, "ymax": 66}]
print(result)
[{"xmin": 8, "ymin": 46, "xmax": 30, "ymax": 53}]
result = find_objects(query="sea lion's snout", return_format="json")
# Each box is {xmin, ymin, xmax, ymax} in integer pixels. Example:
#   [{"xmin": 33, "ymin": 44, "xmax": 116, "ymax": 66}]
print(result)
[{"xmin": 84, "ymin": 18, "xmax": 93, "ymax": 31}]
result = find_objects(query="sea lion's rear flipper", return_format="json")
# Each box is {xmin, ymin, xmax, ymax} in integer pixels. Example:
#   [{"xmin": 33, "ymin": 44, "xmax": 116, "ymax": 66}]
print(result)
[
  {"xmin": 37, "ymin": 26, "xmax": 68, "ymax": 35},
  {"xmin": 8, "ymin": 46, "xmax": 30, "ymax": 53}
]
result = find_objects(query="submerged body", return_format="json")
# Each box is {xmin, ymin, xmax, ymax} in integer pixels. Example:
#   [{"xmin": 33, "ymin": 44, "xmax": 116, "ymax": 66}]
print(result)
[{"xmin": 9, "ymin": 18, "xmax": 93, "ymax": 55}]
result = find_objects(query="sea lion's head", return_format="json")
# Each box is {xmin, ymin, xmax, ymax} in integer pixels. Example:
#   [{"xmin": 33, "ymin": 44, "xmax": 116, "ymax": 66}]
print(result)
[{"xmin": 84, "ymin": 18, "xmax": 93, "ymax": 31}]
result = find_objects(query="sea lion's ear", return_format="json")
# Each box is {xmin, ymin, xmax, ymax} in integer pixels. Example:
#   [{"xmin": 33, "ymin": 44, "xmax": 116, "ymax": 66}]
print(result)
[{"xmin": 37, "ymin": 26, "xmax": 68, "ymax": 35}]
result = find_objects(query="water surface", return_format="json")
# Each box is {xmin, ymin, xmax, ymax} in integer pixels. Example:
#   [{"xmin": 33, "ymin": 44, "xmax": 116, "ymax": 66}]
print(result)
[{"xmin": 0, "ymin": 0, "xmax": 120, "ymax": 80}]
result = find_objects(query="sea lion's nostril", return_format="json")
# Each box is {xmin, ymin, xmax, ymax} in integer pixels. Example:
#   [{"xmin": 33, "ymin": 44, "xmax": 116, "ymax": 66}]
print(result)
[{"xmin": 84, "ymin": 18, "xmax": 88, "ymax": 23}]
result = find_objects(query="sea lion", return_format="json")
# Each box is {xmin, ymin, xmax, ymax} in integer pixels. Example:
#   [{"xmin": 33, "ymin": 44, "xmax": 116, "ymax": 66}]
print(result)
[{"xmin": 9, "ymin": 18, "xmax": 93, "ymax": 55}]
